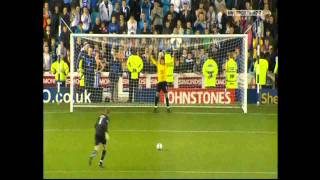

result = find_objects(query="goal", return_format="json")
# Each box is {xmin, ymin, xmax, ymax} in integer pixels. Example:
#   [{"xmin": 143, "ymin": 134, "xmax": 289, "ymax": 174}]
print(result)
[{"xmin": 69, "ymin": 34, "xmax": 248, "ymax": 113}]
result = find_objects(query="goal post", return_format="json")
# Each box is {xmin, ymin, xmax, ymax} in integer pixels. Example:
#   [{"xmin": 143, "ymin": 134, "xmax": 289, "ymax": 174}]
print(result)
[{"xmin": 69, "ymin": 34, "xmax": 248, "ymax": 113}]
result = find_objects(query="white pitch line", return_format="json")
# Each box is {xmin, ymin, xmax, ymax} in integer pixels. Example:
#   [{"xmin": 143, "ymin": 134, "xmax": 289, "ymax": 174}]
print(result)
[
  {"xmin": 43, "ymin": 129, "xmax": 277, "ymax": 134},
  {"xmin": 44, "ymin": 111, "xmax": 277, "ymax": 116},
  {"xmin": 44, "ymin": 169, "xmax": 277, "ymax": 175}
]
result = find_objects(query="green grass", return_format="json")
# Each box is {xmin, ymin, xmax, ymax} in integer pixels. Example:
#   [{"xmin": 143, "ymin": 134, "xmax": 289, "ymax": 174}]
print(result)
[{"xmin": 44, "ymin": 104, "xmax": 278, "ymax": 179}]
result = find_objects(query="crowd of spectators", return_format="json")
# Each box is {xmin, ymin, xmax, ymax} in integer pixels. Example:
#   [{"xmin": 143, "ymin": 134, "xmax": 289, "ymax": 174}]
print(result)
[{"xmin": 43, "ymin": 0, "xmax": 278, "ymax": 77}]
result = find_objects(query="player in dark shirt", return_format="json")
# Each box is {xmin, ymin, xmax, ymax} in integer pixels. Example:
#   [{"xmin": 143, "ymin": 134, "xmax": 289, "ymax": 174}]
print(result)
[{"xmin": 89, "ymin": 110, "xmax": 110, "ymax": 168}]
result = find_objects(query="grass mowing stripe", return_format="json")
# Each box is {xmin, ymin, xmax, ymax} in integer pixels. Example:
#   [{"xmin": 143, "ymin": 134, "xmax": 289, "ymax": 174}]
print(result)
[
  {"xmin": 44, "ymin": 170, "xmax": 277, "ymax": 175},
  {"xmin": 43, "ymin": 129, "xmax": 277, "ymax": 134},
  {"xmin": 44, "ymin": 111, "xmax": 277, "ymax": 116}
]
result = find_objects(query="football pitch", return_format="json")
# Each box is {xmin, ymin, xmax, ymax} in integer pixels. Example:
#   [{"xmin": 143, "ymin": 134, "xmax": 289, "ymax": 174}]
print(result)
[{"xmin": 44, "ymin": 104, "xmax": 278, "ymax": 179}]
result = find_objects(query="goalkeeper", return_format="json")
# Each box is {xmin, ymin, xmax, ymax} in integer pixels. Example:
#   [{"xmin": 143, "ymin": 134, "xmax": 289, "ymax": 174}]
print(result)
[
  {"xmin": 149, "ymin": 51, "xmax": 171, "ymax": 112},
  {"xmin": 89, "ymin": 110, "xmax": 111, "ymax": 168}
]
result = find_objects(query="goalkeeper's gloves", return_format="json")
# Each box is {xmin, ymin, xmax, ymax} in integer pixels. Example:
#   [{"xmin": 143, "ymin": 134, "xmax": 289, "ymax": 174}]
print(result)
[{"xmin": 105, "ymin": 132, "xmax": 110, "ymax": 141}]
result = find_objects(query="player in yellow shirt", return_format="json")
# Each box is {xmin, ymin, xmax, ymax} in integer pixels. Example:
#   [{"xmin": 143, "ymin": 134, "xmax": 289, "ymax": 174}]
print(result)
[{"xmin": 149, "ymin": 51, "xmax": 171, "ymax": 113}]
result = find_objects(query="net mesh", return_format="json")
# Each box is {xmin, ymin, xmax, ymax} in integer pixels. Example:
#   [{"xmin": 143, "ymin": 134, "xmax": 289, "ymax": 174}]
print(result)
[{"xmin": 70, "ymin": 35, "xmax": 247, "ymax": 111}]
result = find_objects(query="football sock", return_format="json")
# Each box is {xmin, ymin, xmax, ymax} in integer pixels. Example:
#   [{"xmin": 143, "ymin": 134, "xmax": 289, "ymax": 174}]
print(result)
[
  {"xmin": 155, "ymin": 95, "xmax": 159, "ymax": 106},
  {"xmin": 90, "ymin": 150, "xmax": 97, "ymax": 158},
  {"xmin": 100, "ymin": 150, "xmax": 106, "ymax": 161},
  {"xmin": 165, "ymin": 94, "xmax": 169, "ymax": 107}
]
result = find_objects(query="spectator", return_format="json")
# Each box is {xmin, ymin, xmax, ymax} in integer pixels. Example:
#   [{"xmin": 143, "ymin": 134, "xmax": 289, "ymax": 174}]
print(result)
[
  {"xmin": 127, "ymin": 15, "xmax": 137, "ymax": 34},
  {"xmin": 108, "ymin": 15, "xmax": 120, "ymax": 33},
  {"xmin": 263, "ymin": 38, "xmax": 271, "ymax": 53},
  {"xmin": 75, "ymin": 22, "xmax": 85, "ymax": 33},
  {"xmin": 138, "ymin": 12, "xmax": 151, "ymax": 33},
  {"xmin": 206, "ymin": 5, "xmax": 216, "ymax": 27},
  {"xmin": 70, "ymin": 6, "xmax": 80, "ymax": 32},
  {"xmin": 184, "ymin": 52, "xmax": 194, "ymax": 72},
  {"xmin": 226, "ymin": 0, "xmax": 242, "ymax": 9},
  {"xmin": 162, "ymin": 21, "xmax": 173, "ymax": 34},
  {"xmin": 63, "ymin": 0, "xmax": 71, "ymax": 10},
  {"xmin": 119, "ymin": 16, "xmax": 127, "ymax": 34},
  {"xmin": 199, "ymin": 48, "xmax": 207, "ymax": 65},
  {"xmin": 120, "ymin": 0, "xmax": 130, "ymax": 21},
  {"xmin": 81, "ymin": 7, "xmax": 91, "ymax": 33},
  {"xmin": 264, "ymin": 29, "xmax": 274, "ymax": 48},
  {"xmin": 170, "ymin": 0, "xmax": 182, "ymax": 14},
  {"xmin": 95, "ymin": 50, "xmax": 106, "ymax": 72},
  {"xmin": 99, "ymin": 0, "xmax": 113, "ymax": 24},
  {"xmin": 178, "ymin": 56, "xmax": 185, "ymax": 72},
  {"xmin": 214, "ymin": 0, "xmax": 226, "ymax": 12},
  {"xmin": 210, "ymin": 24, "xmax": 219, "ymax": 34},
  {"xmin": 51, "ymin": 6, "xmax": 60, "ymax": 38},
  {"xmin": 141, "ymin": 22, "xmax": 152, "ymax": 34},
  {"xmin": 261, "ymin": 3, "xmax": 272, "ymax": 21},
  {"xmin": 71, "ymin": 0, "xmax": 80, "ymax": 8},
  {"xmin": 202, "ymin": 28, "xmax": 211, "ymax": 49},
  {"xmin": 266, "ymin": 15, "xmax": 277, "ymax": 43},
  {"xmin": 89, "ymin": 0, "xmax": 100, "ymax": 11},
  {"xmin": 173, "ymin": 20, "xmax": 184, "ymax": 35},
  {"xmin": 43, "ymin": 2, "xmax": 52, "ymax": 29},
  {"xmin": 164, "ymin": 13, "xmax": 175, "ymax": 30},
  {"xmin": 195, "ymin": 1, "xmax": 206, "ymax": 20},
  {"xmin": 193, "ymin": 57, "xmax": 202, "ymax": 73},
  {"xmin": 48, "ymin": 0, "xmax": 64, "ymax": 13},
  {"xmin": 92, "ymin": 17, "xmax": 102, "ymax": 33},
  {"xmin": 151, "ymin": 1, "xmax": 163, "ymax": 33},
  {"xmin": 234, "ymin": 47, "xmax": 241, "ymax": 72},
  {"xmin": 181, "ymin": 0, "xmax": 191, "ymax": 10},
  {"xmin": 194, "ymin": 12, "xmax": 206, "ymax": 34},
  {"xmin": 141, "ymin": 0, "xmax": 152, "ymax": 21},
  {"xmin": 66, "ymin": 49, "xmax": 71, "ymax": 67},
  {"xmin": 217, "ymin": 5, "xmax": 227, "ymax": 34},
  {"xmin": 80, "ymin": 0, "xmax": 90, "ymax": 9},
  {"xmin": 180, "ymin": 1, "xmax": 194, "ymax": 27},
  {"xmin": 174, "ymin": 57, "xmax": 181, "ymax": 73},
  {"xmin": 50, "ymin": 38, "xmax": 58, "ymax": 61},
  {"xmin": 112, "ymin": 1, "xmax": 121, "ymax": 21},
  {"xmin": 43, "ymin": 45, "xmax": 51, "ymax": 71},
  {"xmin": 44, "ymin": 25, "xmax": 52, "ymax": 43},
  {"xmin": 60, "ymin": 25, "xmax": 70, "ymax": 49},
  {"xmin": 162, "ymin": 0, "xmax": 171, "ymax": 16},
  {"xmin": 100, "ymin": 22, "xmax": 108, "ymax": 33},
  {"xmin": 267, "ymin": 45, "xmax": 276, "ymax": 72},
  {"xmin": 109, "ymin": 50, "xmax": 122, "ymax": 102},
  {"xmin": 61, "ymin": 6, "xmax": 70, "ymax": 26},
  {"xmin": 91, "ymin": 5, "xmax": 101, "ymax": 27},
  {"xmin": 165, "ymin": 4, "xmax": 179, "ymax": 26},
  {"xmin": 253, "ymin": 0, "xmax": 265, "ymax": 10},
  {"xmin": 129, "ymin": 0, "xmax": 141, "ymax": 21},
  {"xmin": 57, "ymin": 41, "xmax": 67, "ymax": 59},
  {"xmin": 184, "ymin": 21, "xmax": 193, "ymax": 34}
]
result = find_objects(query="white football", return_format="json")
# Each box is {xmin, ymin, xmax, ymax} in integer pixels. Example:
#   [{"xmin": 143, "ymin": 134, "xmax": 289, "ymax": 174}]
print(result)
[{"xmin": 156, "ymin": 143, "xmax": 163, "ymax": 151}]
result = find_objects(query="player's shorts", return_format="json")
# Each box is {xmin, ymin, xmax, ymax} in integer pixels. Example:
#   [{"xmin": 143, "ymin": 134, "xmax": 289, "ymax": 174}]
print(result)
[
  {"xmin": 95, "ymin": 133, "xmax": 107, "ymax": 145},
  {"xmin": 157, "ymin": 81, "xmax": 168, "ymax": 93}
]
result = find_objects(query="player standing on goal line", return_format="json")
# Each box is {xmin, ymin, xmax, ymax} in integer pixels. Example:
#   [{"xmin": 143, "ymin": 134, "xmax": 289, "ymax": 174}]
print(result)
[
  {"xmin": 89, "ymin": 109, "xmax": 110, "ymax": 168},
  {"xmin": 149, "ymin": 51, "xmax": 171, "ymax": 113}
]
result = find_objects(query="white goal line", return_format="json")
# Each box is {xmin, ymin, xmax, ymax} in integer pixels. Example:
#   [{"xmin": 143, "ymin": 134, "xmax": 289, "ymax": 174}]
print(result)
[
  {"xmin": 44, "ymin": 169, "xmax": 277, "ymax": 175},
  {"xmin": 73, "ymin": 105, "xmax": 241, "ymax": 108},
  {"xmin": 43, "ymin": 129, "xmax": 277, "ymax": 134},
  {"xmin": 44, "ymin": 111, "xmax": 277, "ymax": 116}
]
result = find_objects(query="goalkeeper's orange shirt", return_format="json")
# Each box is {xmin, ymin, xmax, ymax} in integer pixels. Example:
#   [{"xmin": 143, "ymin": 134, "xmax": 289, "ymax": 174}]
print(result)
[{"xmin": 151, "ymin": 56, "xmax": 167, "ymax": 83}]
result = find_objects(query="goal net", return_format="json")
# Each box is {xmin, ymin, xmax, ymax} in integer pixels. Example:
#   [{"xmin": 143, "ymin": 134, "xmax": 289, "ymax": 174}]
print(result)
[{"xmin": 69, "ymin": 34, "xmax": 247, "ymax": 113}]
